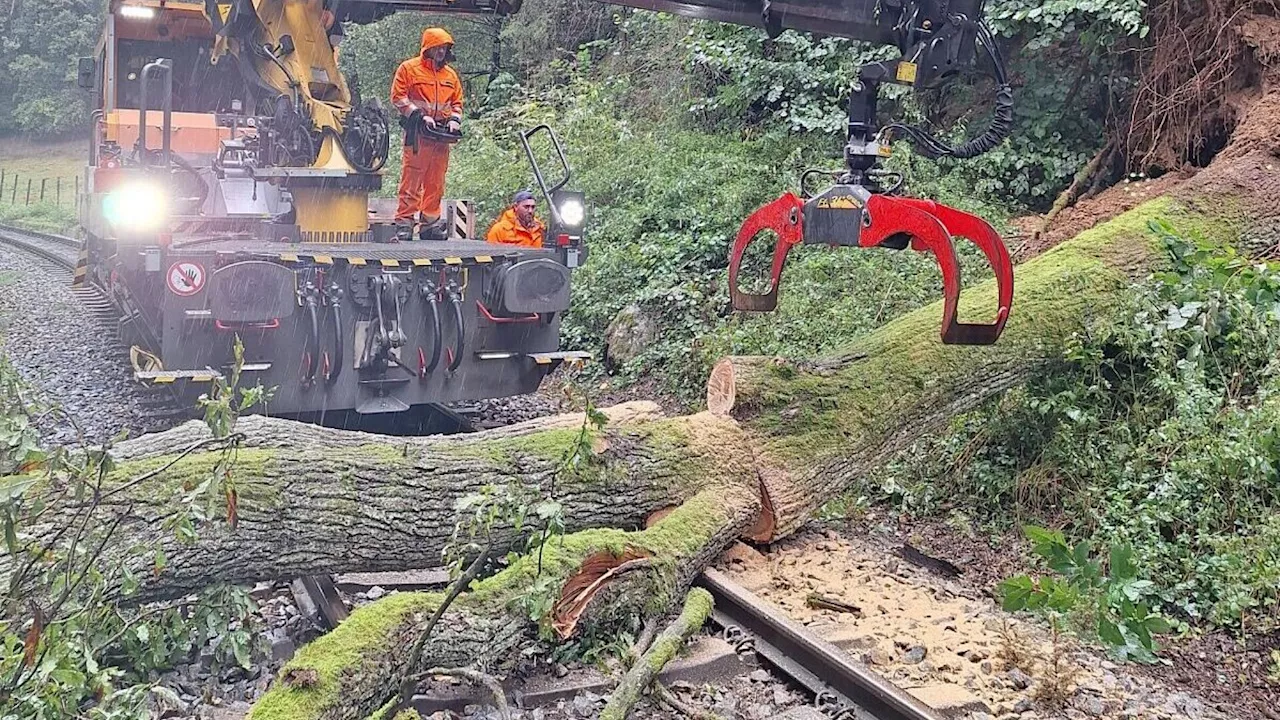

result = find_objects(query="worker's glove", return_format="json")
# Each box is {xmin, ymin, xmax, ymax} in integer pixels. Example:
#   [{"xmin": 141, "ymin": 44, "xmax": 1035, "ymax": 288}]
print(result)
[
  {"xmin": 448, "ymin": 120, "xmax": 460, "ymax": 133},
  {"xmin": 422, "ymin": 115, "xmax": 438, "ymax": 130}
]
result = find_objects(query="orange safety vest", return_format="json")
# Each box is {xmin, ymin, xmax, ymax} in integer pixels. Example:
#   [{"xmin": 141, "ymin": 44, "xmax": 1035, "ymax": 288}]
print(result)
[
  {"xmin": 486, "ymin": 208, "xmax": 545, "ymax": 248},
  {"xmin": 390, "ymin": 29, "xmax": 463, "ymax": 125}
]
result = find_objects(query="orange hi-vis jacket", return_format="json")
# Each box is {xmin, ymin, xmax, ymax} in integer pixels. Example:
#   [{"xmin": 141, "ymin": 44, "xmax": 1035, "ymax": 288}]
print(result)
[
  {"xmin": 391, "ymin": 28, "xmax": 461, "ymax": 222},
  {"xmin": 390, "ymin": 29, "xmax": 463, "ymax": 125},
  {"xmin": 486, "ymin": 208, "xmax": 546, "ymax": 248}
]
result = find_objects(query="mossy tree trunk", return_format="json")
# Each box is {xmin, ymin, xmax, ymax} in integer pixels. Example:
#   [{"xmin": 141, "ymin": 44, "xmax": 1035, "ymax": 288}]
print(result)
[{"xmin": 4, "ymin": 402, "xmax": 762, "ymax": 604}]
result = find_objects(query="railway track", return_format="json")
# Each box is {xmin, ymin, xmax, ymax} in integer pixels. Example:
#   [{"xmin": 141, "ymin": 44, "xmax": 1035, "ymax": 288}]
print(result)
[
  {"xmin": 0, "ymin": 223, "xmax": 190, "ymax": 425},
  {"xmin": 0, "ymin": 224, "xmax": 82, "ymax": 277},
  {"xmin": 700, "ymin": 568, "xmax": 941, "ymax": 720},
  {"xmin": 295, "ymin": 568, "xmax": 942, "ymax": 720}
]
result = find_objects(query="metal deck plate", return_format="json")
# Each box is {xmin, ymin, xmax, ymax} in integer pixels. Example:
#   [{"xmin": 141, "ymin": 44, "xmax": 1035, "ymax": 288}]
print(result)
[{"xmin": 172, "ymin": 237, "xmax": 548, "ymax": 265}]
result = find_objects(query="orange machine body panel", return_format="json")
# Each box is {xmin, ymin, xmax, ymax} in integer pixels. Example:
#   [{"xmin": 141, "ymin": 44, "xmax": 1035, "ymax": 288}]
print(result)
[{"xmin": 104, "ymin": 110, "xmax": 233, "ymax": 156}]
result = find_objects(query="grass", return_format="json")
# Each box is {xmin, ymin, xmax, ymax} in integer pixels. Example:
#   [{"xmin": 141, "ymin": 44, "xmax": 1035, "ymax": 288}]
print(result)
[
  {"xmin": 0, "ymin": 202, "xmax": 77, "ymax": 234},
  {"xmin": 0, "ymin": 136, "xmax": 85, "ymax": 232},
  {"xmin": 0, "ymin": 135, "xmax": 87, "ymax": 186}
]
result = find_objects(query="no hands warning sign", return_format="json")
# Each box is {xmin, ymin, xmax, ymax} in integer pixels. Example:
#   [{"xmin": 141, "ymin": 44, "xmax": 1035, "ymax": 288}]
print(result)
[{"xmin": 167, "ymin": 261, "xmax": 206, "ymax": 296}]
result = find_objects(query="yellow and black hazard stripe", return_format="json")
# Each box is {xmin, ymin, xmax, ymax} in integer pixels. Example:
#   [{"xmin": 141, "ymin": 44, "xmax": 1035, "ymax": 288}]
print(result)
[
  {"xmin": 275, "ymin": 252, "xmax": 501, "ymax": 268},
  {"xmin": 71, "ymin": 249, "xmax": 88, "ymax": 287},
  {"xmin": 451, "ymin": 199, "xmax": 472, "ymax": 240}
]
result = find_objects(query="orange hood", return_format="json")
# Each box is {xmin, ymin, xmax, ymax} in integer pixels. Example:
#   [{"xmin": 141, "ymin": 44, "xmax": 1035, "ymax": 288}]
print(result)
[{"xmin": 421, "ymin": 27, "xmax": 454, "ymax": 53}]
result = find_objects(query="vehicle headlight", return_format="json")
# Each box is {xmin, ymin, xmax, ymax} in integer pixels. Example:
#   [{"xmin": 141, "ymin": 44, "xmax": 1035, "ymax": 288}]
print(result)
[
  {"xmin": 103, "ymin": 181, "xmax": 167, "ymax": 232},
  {"xmin": 558, "ymin": 198, "xmax": 585, "ymax": 227}
]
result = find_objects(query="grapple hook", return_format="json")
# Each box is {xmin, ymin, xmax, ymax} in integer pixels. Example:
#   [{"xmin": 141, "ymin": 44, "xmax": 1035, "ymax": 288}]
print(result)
[
  {"xmin": 728, "ymin": 192, "xmax": 805, "ymax": 311},
  {"xmin": 894, "ymin": 198, "xmax": 1013, "ymax": 344},
  {"xmin": 862, "ymin": 195, "xmax": 1012, "ymax": 345}
]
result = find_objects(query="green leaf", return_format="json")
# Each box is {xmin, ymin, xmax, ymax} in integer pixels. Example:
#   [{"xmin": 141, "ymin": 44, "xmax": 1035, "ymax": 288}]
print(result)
[
  {"xmin": 0, "ymin": 475, "xmax": 36, "ymax": 502},
  {"xmin": 535, "ymin": 500, "xmax": 563, "ymax": 520},
  {"xmin": 1109, "ymin": 543, "xmax": 1137, "ymax": 581},
  {"xmin": 1130, "ymin": 619, "xmax": 1155, "ymax": 651},
  {"xmin": 232, "ymin": 631, "xmax": 252, "ymax": 669},
  {"xmin": 998, "ymin": 576, "xmax": 1035, "ymax": 611},
  {"xmin": 1098, "ymin": 616, "xmax": 1125, "ymax": 647},
  {"xmin": 1022, "ymin": 524, "xmax": 1064, "ymax": 548},
  {"xmin": 1144, "ymin": 616, "xmax": 1173, "ymax": 634},
  {"xmin": 50, "ymin": 667, "xmax": 86, "ymax": 687},
  {"xmin": 3, "ymin": 513, "xmax": 17, "ymax": 555}
]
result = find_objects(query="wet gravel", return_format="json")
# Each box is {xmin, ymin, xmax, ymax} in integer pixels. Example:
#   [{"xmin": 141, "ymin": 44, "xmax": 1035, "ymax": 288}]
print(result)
[
  {"xmin": 457, "ymin": 390, "xmax": 568, "ymax": 428},
  {"xmin": 0, "ymin": 243, "xmax": 176, "ymax": 445},
  {"xmin": 435, "ymin": 672, "xmax": 814, "ymax": 720},
  {"xmin": 152, "ymin": 582, "xmax": 326, "ymax": 719}
]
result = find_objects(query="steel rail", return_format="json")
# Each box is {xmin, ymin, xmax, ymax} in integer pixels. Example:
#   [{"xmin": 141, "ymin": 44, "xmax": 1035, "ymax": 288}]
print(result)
[
  {"xmin": 0, "ymin": 224, "xmax": 81, "ymax": 270},
  {"xmin": 698, "ymin": 567, "xmax": 942, "ymax": 720}
]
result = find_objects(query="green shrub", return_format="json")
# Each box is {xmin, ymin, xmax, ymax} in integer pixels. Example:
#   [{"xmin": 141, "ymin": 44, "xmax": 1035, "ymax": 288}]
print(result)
[{"xmin": 856, "ymin": 220, "xmax": 1280, "ymax": 633}]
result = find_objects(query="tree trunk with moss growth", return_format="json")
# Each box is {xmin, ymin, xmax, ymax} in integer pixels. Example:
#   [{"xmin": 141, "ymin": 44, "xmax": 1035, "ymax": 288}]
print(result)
[{"xmin": 3, "ymin": 402, "xmax": 761, "ymax": 603}]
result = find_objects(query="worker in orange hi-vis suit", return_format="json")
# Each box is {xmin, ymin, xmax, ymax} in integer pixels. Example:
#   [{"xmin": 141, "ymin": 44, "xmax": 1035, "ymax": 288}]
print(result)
[
  {"xmin": 390, "ymin": 27, "xmax": 463, "ymax": 240},
  {"xmin": 486, "ymin": 190, "xmax": 546, "ymax": 248}
]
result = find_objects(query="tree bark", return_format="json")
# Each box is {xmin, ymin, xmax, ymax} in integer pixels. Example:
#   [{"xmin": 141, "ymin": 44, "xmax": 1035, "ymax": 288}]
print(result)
[{"xmin": 6, "ymin": 402, "xmax": 763, "ymax": 603}]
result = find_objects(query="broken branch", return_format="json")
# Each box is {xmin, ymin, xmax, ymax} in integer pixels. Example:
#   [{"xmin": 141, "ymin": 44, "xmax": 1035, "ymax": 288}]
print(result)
[{"xmin": 599, "ymin": 587, "xmax": 714, "ymax": 720}]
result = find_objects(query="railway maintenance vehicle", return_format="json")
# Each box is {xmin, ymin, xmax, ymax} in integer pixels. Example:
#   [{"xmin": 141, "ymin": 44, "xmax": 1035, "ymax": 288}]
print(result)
[
  {"xmin": 76, "ymin": 0, "xmax": 588, "ymax": 422},
  {"xmin": 75, "ymin": 0, "xmax": 1013, "ymax": 424}
]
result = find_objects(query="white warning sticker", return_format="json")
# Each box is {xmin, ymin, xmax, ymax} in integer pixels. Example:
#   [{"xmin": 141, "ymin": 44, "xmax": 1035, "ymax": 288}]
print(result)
[{"xmin": 167, "ymin": 261, "xmax": 206, "ymax": 297}]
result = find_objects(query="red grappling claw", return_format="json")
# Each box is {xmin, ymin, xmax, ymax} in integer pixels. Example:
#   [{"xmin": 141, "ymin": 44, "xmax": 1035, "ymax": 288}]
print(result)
[{"xmin": 727, "ymin": 184, "xmax": 1012, "ymax": 346}]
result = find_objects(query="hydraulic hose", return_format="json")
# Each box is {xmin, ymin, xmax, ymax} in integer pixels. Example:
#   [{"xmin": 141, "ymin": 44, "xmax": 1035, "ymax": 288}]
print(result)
[
  {"xmin": 422, "ymin": 294, "xmax": 443, "ymax": 375},
  {"xmin": 881, "ymin": 21, "xmax": 1012, "ymax": 160},
  {"xmin": 170, "ymin": 152, "xmax": 210, "ymax": 209},
  {"xmin": 303, "ymin": 294, "xmax": 321, "ymax": 385},
  {"xmin": 325, "ymin": 294, "xmax": 343, "ymax": 385},
  {"xmin": 446, "ymin": 291, "xmax": 465, "ymax": 372}
]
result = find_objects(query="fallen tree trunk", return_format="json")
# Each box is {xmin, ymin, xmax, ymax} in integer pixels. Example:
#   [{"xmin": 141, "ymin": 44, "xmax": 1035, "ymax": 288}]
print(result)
[
  {"xmin": 251, "ymin": 132, "xmax": 1280, "ymax": 717},
  {"xmin": 5, "ymin": 402, "xmax": 765, "ymax": 602},
  {"xmin": 246, "ymin": 182, "xmax": 1268, "ymax": 719}
]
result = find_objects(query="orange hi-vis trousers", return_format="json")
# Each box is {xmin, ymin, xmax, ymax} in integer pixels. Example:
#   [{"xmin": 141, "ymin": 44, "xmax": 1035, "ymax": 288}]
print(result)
[{"xmin": 395, "ymin": 140, "xmax": 450, "ymax": 222}]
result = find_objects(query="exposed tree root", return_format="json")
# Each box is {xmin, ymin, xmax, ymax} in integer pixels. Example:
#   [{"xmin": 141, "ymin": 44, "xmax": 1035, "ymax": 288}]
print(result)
[
  {"xmin": 1123, "ymin": 0, "xmax": 1277, "ymax": 172},
  {"xmin": 599, "ymin": 587, "xmax": 714, "ymax": 720}
]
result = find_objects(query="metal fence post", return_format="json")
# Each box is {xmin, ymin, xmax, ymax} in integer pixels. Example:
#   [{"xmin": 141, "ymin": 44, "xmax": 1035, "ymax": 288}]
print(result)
[
  {"xmin": 26, "ymin": 178, "xmax": 32, "ymax": 205},
  {"xmin": 10, "ymin": 174, "xmax": 16, "ymax": 204},
  {"xmin": 0, "ymin": 170, "xmax": 5, "ymax": 203},
  {"xmin": 40, "ymin": 178, "xmax": 47, "ymax": 202},
  {"xmin": 56, "ymin": 177, "xmax": 62, "ymax": 206}
]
